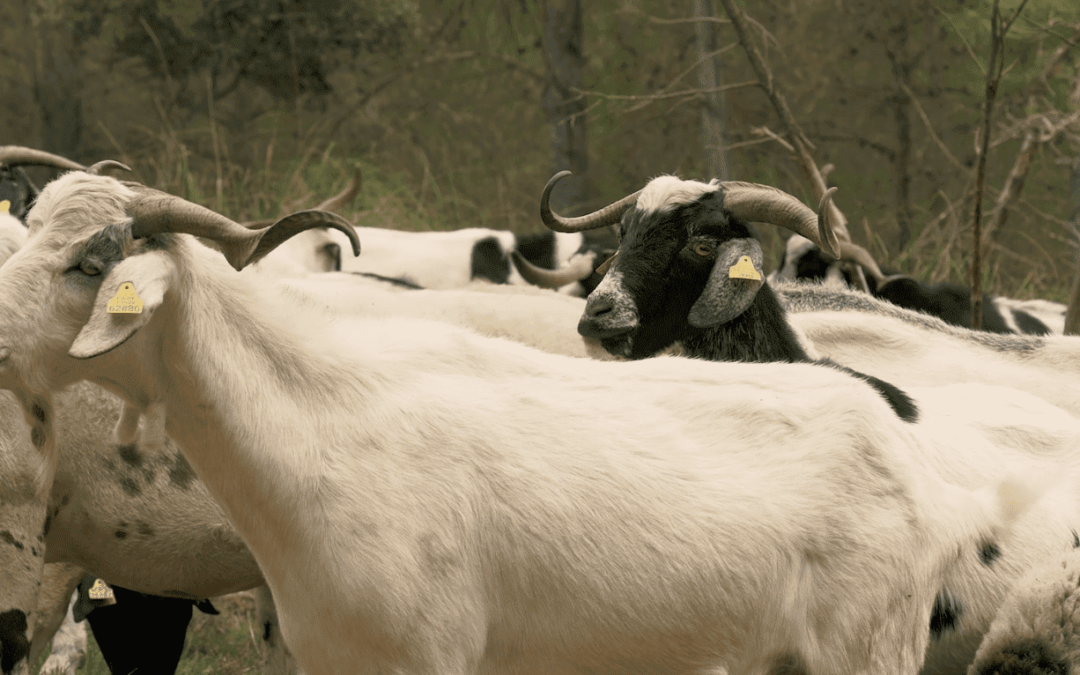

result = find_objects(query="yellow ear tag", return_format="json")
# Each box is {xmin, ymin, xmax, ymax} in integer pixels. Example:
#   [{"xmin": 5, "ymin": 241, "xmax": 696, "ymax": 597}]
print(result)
[
  {"xmin": 0, "ymin": 200, "xmax": 9, "ymax": 214},
  {"xmin": 106, "ymin": 282, "xmax": 144, "ymax": 314},
  {"xmin": 88, "ymin": 578, "xmax": 115, "ymax": 601},
  {"xmin": 728, "ymin": 256, "xmax": 762, "ymax": 281}
]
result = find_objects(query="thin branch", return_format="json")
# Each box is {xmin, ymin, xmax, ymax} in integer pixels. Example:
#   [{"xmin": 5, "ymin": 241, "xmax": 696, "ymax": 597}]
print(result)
[
  {"xmin": 576, "ymin": 80, "xmax": 757, "ymax": 102},
  {"xmin": 898, "ymin": 79, "xmax": 966, "ymax": 172}
]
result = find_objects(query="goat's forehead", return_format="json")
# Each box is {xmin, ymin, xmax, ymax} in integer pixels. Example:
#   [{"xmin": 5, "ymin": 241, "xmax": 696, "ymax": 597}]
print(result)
[
  {"xmin": 634, "ymin": 175, "xmax": 720, "ymax": 214},
  {"xmin": 27, "ymin": 172, "xmax": 134, "ymax": 237}
]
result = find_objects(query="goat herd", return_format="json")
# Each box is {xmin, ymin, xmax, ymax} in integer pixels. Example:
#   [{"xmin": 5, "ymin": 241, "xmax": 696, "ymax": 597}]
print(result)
[{"xmin": 0, "ymin": 145, "xmax": 1078, "ymax": 675}]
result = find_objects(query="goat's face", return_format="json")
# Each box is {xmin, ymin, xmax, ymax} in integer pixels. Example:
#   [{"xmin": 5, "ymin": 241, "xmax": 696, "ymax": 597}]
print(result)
[
  {"xmin": 0, "ymin": 173, "xmax": 175, "ymax": 396},
  {"xmin": 578, "ymin": 177, "xmax": 762, "ymax": 359}
]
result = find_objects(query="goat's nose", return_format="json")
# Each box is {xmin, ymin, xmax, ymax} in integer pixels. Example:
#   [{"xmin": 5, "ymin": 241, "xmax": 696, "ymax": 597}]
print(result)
[{"xmin": 584, "ymin": 295, "xmax": 614, "ymax": 320}]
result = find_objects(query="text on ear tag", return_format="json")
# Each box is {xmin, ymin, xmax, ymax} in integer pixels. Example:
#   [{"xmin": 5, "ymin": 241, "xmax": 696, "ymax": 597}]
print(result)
[
  {"xmin": 0, "ymin": 200, "xmax": 9, "ymax": 214},
  {"xmin": 106, "ymin": 282, "xmax": 144, "ymax": 314},
  {"xmin": 728, "ymin": 256, "xmax": 762, "ymax": 281},
  {"xmin": 88, "ymin": 578, "xmax": 115, "ymax": 601}
]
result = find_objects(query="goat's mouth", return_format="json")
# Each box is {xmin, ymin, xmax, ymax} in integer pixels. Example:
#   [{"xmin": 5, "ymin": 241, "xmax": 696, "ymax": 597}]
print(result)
[{"xmin": 599, "ymin": 335, "xmax": 634, "ymax": 359}]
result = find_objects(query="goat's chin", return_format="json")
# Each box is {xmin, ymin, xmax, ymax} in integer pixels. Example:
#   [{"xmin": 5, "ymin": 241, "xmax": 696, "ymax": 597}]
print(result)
[{"xmin": 581, "ymin": 336, "xmax": 627, "ymax": 361}]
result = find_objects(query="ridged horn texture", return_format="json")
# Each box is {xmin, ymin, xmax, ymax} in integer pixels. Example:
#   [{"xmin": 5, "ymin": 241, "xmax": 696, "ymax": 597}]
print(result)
[
  {"xmin": 540, "ymin": 171, "xmax": 642, "ymax": 233},
  {"xmin": 85, "ymin": 160, "xmax": 131, "ymax": 176},
  {"xmin": 0, "ymin": 146, "xmax": 85, "ymax": 171},
  {"xmin": 719, "ymin": 183, "xmax": 840, "ymax": 259},
  {"xmin": 125, "ymin": 187, "xmax": 360, "ymax": 271},
  {"xmin": 510, "ymin": 251, "xmax": 595, "ymax": 289}
]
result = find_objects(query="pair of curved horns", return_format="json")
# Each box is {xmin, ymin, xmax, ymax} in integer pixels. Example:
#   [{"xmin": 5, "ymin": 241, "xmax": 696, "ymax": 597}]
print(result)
[
  {"xmin": 539, "ymin": 171, "xmax": 840, "ymax": 260},
  {"xmin": 125, "ymin": 186, "xmax": 360, "ymax": 271}
]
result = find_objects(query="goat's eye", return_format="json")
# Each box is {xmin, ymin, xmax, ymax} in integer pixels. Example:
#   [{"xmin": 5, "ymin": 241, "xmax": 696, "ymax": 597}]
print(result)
[
  {"xmin": 78, "ymin": 259, "xmax": 103, "ymax": 276},
  {"xmin": 692, "ymin": 242, "xmax": 715, "ymax": 257}
]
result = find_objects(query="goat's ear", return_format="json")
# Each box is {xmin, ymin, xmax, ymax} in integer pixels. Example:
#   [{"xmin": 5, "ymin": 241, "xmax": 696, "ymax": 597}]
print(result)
[
  {"xmin": 69, "ymin": 251, "xmax": 174, "ymax": 359},
  {"xmin": 688, "ymin": 238, "xmax": 765, "ymax": 328}
]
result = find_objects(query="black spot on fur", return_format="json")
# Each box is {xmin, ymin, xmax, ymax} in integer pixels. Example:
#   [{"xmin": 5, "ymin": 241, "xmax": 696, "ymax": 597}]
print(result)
[
  {"xmin": 42, "ymin": 513, "xmax": 51, "ymax": 538},
  {"xmin": 1012, "ymin": 309, "xmax": 1051, "ymax": 336},
  {"xmin": 930, "ymin": 589, "xmax": 963, "ymax": 638},
  {"xmin": 136, "ymin": 522, "xmax": 155, "ymax": 538},
  {"xmin": 1072, "ymin": 530, "xmax": 1079, "ymax": 548},
  {"xmin": 470, "ymin": 236, "xmax": 510, "ymax": 284},
  {"xmin": 767, "ymin": 653, "xmax": 808, "ymax": 675},
  {"xmin": 168, "ymin": 454, "xmax": 196, "ymax": 490},
  {"xmin": 514, "ymin": 231, "xmax": 558, "ymax": 270},
  {"xmin": 30, "ymin": 424, "xmax": 45, "ymax": 448},
  {"xmin": 973, "ymin": 637, "xmax": 1070, "ymax": 675},
  {"xmin": 263, "ymin": 620, "xmax": 273, "ymax": 642},
  {"xmin": 0, "ymin": 609, "xmax": 30, "ymax": 673},
  {"xmin": 30, "ymin": 403, "xmax": 45, "ymax": 424},
  {"xmin": 980, "ymin": 542, "xmax": 1002, "ymax": 565},
  {"xmin": 114, "ymin": 529, "xmax": 128, "ymax": 539},
  {"xmin": 116, "ymin": 443, "xmax": 142, "ymax": 467},
  {"xmin": 118, "ymin": 477, "xmax": 141, "ymax": 497},
  {"xmin": 350, "ymin": 272, "xmax": 424, "ymax": 290},
  {"xmin": 0, "ymin": 531, "xmax": 23, "ymax": 550}
]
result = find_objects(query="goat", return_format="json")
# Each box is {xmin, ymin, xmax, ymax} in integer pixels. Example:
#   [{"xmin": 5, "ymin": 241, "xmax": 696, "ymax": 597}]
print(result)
[
  {"xmin": 770, "ymin": 233, "xmax": 1063, "ymax": 335},
  {"xmin": 538, "ymin": 172, "xmax": 918, "ymax": 421},
  {"xmin": 537, "ymin": 173, "xmax": 1080, "ymax": 675},
  {"xmin": 966, "ymin": 542, "xmax": 1080, "ymax": 675},
  {"xmin": 0, "ymin": 169, "xmax": 1043, "ymax": 675}
]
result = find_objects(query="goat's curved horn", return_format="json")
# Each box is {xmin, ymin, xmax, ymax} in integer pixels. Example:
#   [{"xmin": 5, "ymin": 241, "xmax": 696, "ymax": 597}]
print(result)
[
  {"xmin": 315, "ymin": 166, "xmax": 362, "ymax": 212},
  {"xmin": 834, "ymin": 241, "xmax": 887, "ymax": 282},
  {"xmin": 510, "ymin": 251, "xmax": 595, "ymax": 289},
  {"xmin": 0, "ymin": 146, "xmax": 86, "ymax": 171},
  {"xmin": 540, "ymin": 171, "xmax": 642, "ymax": 233},
  {"xmin": 126, "ymin": 188, "xmax": 360, "ymax": 271},
  {"xmin": 719, "ymin": 183, "xmax": 840, "ymax": 259},
  {"xmin": 86, "ymin": 160, "xmax": 131, "ymax": 176}
]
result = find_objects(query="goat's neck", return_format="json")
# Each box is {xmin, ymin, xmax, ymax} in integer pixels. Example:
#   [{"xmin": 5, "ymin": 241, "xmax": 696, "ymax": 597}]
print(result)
[
  {"xmin": 681, "ymin": 285, "xmax": 812, "ymax": 363},
  {"xmin": 124, "ymin": 252, "xmax": 362, "ymax": 570}
]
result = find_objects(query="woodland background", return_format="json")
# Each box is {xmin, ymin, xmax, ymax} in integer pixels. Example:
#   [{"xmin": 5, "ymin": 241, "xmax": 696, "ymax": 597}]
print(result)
[{"xmin": 2, "ymin": 0, "xmax": 1080, "ymax": 302}]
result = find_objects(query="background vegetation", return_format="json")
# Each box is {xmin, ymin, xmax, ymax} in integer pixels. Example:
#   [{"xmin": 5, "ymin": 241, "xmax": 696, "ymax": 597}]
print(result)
[{"xmin": 4, "ymin": 0, "xmax": 1080, "ymax": 301}]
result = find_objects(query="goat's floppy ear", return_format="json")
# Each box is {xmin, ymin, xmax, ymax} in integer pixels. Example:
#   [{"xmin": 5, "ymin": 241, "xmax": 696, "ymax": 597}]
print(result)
[
  {"xmin": 688, "ymin": 238, "xmax": 765, "ymax": 328},
  {"xmin": 69, "ymin": 250, "xmax": 174, "ymax": 359}
]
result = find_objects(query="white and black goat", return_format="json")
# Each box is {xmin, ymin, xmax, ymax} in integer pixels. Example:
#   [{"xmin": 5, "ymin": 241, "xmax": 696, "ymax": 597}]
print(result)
[
  {"xmin": 771, "ymin": 233, "xmax": 1064, "ymax": 335},
  {"xmin": 539, "ymin": 171, "xmax": 919, "ymax": 421}
]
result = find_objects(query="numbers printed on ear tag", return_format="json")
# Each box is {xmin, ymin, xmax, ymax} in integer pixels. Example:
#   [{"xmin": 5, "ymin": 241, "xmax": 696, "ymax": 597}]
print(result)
[
  {"xmin": 88, "ymin": 578, "xmax": 115, "ymax": 601},
  {"xmin": 728, "ymin": 256, "xmax": 762, "ymax": 281},
  {"xmin": 106, "ymin": 282, "xmax": 144, "ymax": 314}
]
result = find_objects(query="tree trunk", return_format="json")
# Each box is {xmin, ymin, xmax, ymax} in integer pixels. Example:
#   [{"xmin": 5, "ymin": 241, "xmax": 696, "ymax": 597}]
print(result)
[
  {"xmin": 29, "ymin": 0, "xmax": 83, "ymax": 159},
  {"xmin": 694, "ymin": 0, "xmax": 730, "ymax": 181},
  {"xmin": 541, "ymin": 0, "xmax": 588, "ymax": 215},
  {"xmin": 1065, "ymin": 153, "xmax": 1080, "ymax": 336}
]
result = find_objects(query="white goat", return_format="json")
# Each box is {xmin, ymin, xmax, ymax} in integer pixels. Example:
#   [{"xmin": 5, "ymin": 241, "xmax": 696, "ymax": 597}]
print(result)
[
  {"xmin": 967, "ymin": 547, "xmax": 1080, "ymax": 675},
  {"xmin": 0, "ymin": 171, "xmax": 1044, "ymax": 675},
  {"xmin": 775, "ymin": 280, "xmax": 1080, "ymax": 419}
]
